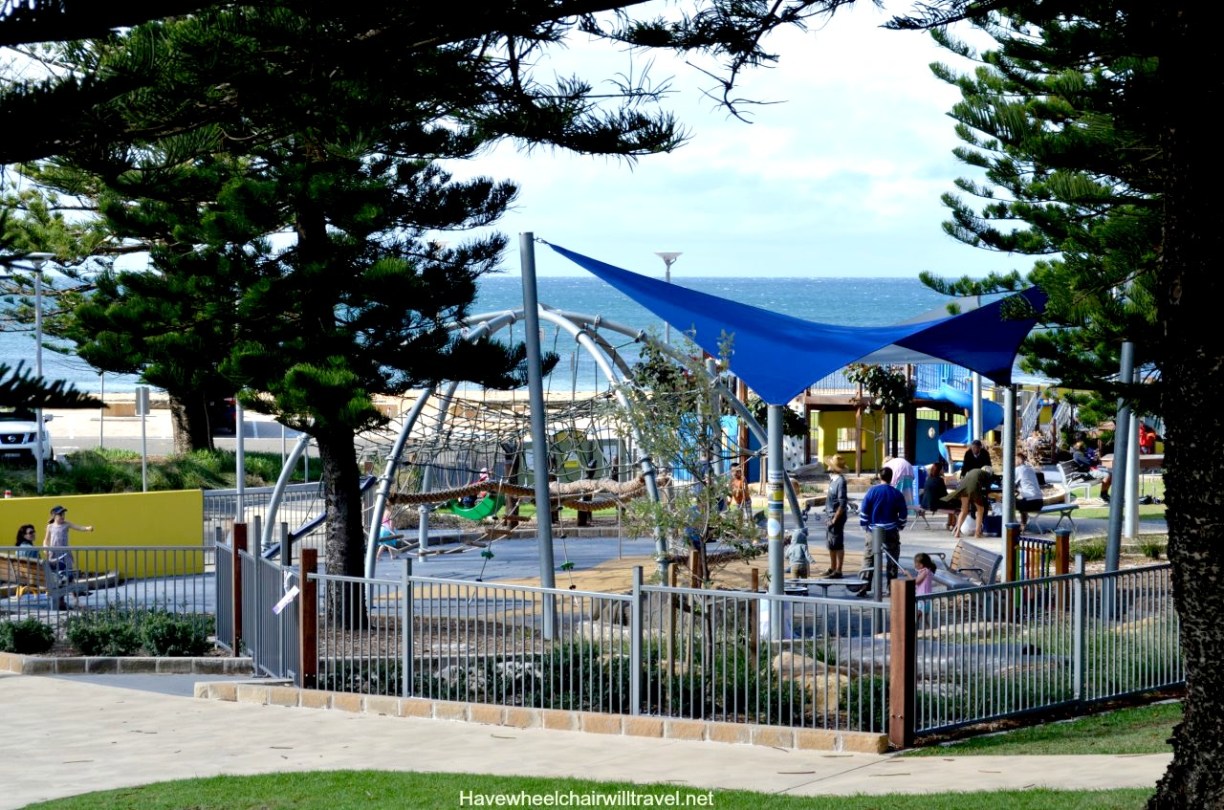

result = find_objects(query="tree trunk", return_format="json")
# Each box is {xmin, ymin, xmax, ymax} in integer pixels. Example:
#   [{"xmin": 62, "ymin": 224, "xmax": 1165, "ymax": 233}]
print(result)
[
  {"xmin": 317, "ymin": 429, "xmax": 367, "ymax": 629},
  {"xmin": 168, "ymin": 393, "xmax": 215, "ymax": 455},
  {"xmin": 1149, "ymin": 5, "xmax": 1224, "ymax": 805}
]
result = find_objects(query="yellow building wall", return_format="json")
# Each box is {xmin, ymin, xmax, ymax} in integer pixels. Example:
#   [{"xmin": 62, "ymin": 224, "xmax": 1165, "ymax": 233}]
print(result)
[
  {"xmin": 0, "ymin": 490, "xmax": 204, "ymax": 577},
  {"xmin": 812, "ymin": 411, "xmax": 886, "ymax": 469}
]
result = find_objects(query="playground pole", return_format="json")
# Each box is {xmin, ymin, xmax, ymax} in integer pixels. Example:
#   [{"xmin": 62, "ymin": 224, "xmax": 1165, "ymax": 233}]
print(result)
[
  {"xmin": 971, "ymin": 373, "xmax": 983, "ymax": 443},
  {"xmin": 1001, "ymin": 385, "xmax": 1016, "ymax": 533},
  {"xmin": 767, "ymin": 405, "xmax": 785, "ymax": 596},
  {"xmin": 520, "ymin": 235, "xmax": 558, "ymax": 632},
  {"xmin": 1106, "ymin": 341, "xmax": 1135, "ymax": 573}
]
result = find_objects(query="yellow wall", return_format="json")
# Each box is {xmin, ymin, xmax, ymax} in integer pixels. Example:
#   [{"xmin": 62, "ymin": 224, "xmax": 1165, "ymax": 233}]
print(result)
[
  {"xmin": 0, "ymin": 490, "xmax": 204, "ymax": 577},
  {"xmin": 813, "ymin": 411, "xmax": 886, "ymax": 469}
]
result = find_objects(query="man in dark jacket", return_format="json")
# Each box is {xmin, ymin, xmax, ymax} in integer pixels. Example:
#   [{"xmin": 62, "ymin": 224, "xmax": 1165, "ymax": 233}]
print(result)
[{"xmin": 853, "ymin": 466, "xmax": 908, "ymax": 594}]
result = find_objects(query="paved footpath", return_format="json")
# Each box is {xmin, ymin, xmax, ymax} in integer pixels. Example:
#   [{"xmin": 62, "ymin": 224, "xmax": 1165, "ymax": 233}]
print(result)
[{"xmin": 0, "ymin": 673, "xmax": 1168, "ymax": 808}]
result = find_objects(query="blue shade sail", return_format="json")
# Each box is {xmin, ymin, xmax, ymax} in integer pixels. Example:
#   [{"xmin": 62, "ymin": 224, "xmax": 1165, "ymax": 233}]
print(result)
[{"xmin": 544, "ymin": 242, "xmax": 1046, "ymax": 405}]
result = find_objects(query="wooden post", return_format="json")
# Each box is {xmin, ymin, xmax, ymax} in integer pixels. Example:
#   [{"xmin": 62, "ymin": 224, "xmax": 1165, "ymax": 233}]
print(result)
[
  {"xmin": 232, "ymin": 522, "xmax": 246, "ymax": 655},
  {"xmin": 689, "ymin": 548, "xmax": 702, "ymax": 589},
  {"xmin": 299, "ymin": 548, "xmax": 318, "ymax": 689},
  {"xmin": 888, "ymin": 577, "xmax": 916, "ymax": 749},
  {"xmin": 1055, "ymin": 529, "xmax": 1071, "ymax": 575},
  {"xmin": 854, "ymin": 385, "xmax": 864, "ymax": 475},
  {"xmin": 1055, "ymin": 528, "xmax": 1072, "ymax": 613}
]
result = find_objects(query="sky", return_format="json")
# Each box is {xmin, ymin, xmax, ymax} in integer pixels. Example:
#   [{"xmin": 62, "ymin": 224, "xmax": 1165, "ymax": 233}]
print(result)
[{"xmin": 448, "ymin": 5, "xmax": 1029, "ymax": 279}]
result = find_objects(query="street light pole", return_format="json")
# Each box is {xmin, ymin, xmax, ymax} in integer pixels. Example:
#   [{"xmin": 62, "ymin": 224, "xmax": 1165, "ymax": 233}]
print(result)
[
  {"xmin": 11, "ymin": 253, "xmax": 55, "ymax": 494},
  {"xmin": 654, "ymin": 251, "xmax": 681, "ymax": 343}
]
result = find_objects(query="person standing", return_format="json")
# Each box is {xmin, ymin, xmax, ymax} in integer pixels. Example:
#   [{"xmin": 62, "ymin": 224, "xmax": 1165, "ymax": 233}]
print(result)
[
  {"xmin": 948, "ymin": 466, "xmax": 994, "ymax": 539},
  {"xmin": 43, "ymin": 505, "xmax": 94, "ymax": 610},
  {"xmin": 1024, "ymin": 427, "xmax": 1045, "ymax": 463},
  {"xmin": 823, "ymin": 454, "xmax": 849, "ymax": 578},
  {"xmin": 883, "ymin": 455, "xmax": 917, "ymax": 506},
  {"xmin": 960, "ymin": 439, "xmax": 991, "ymax": 478},
  {"xmin": 855, "ymin": 466, "xmax": 908, "ymax": 593},
  {"xmin": 902, "ymin": 552, "xmax": 938, "ymax": 628},
  {"xmin": 730, "ymin": 464, "xmax": 749, "ymax": 513},
  {"xmin": 1138, "ymin": 420, "xmax": 1157, "ymax": 455}
]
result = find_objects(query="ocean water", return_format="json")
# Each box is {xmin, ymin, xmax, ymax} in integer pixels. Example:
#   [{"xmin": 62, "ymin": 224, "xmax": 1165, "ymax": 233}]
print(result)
[{"xmin": 1, "ymin": 274, "xmax": 948, "ymax": 395}]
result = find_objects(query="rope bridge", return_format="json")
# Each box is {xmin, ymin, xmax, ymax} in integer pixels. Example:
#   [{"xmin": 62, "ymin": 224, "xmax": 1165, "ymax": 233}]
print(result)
[{"xmin": 385, "ymin": 475, "xmax": 669, "ymax": 512}]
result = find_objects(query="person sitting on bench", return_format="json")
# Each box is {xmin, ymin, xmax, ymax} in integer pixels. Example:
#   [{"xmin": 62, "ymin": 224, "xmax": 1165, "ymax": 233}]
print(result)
[
  {"xmin": 14, "ymin": 524, "xmax": 39, "ymax": 560},
  {"xmin": 1015, "ymin": 451, "xmax": 1043, "ymax": 533},
  {"xmin": 920, "ymin": 460, "xmax": 955, "ymax": 529},
  {"xmin": 1072, "ymin": 441, "xmax": 1112, "ymax": 502}
]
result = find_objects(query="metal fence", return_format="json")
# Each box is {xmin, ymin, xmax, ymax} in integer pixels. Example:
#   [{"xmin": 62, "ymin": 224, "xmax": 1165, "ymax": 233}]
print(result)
[
  {"xmin": 203, "ymin": 481, "xmax": 326, "ymax": 547},
  {"xmin": 227, "ymin": 553, "xmax": 1177, "ymax": 738},
  {"xmin": 203, "ymin": 479, "xmax": 379, "ymax": 557},
  {"xmin": 913, "ymin": 560, "xmax": 1181, "ymax": 736},
  {"xmin": 302, "ymin": 562, "xmax": 892, "ymax": 733},
  {"xmin": 237, "ymin": 546, "xmax": 301, "ymax": 680},
  {"xmin": 0, "ymin": 545, "xmax": 214, "ymax": 635}
]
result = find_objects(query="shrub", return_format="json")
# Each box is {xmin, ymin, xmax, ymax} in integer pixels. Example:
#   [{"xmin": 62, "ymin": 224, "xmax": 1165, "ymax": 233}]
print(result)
[
  {"xmin": 1072, "ymin": 538, "xmax": 1108, "ymax": 562},
  {"xmin": 64, "ymin": 605, "xmax": 143, "ymax": 656},
  {"xmin": 1139, "ymin": 539, "xmax": 1166, "ymax": 560},
  {"xmin": 140, "ymin": 612, "xmax": 214, "ymax": 656},
  {"xmin": 0, "ymin": 618, "xmax": 55, "ymax": 654}
]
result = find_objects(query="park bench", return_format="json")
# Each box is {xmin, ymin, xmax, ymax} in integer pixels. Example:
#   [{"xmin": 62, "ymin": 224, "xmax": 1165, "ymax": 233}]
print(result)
[
  {"xmin": 944, "ymin": 442, "xmax": 969, "ymax": 473},
  {"xmin": 0, "ymin": 555, "xmax": 77, "ymax": 606},
  {"xmin": 1021, "ymin": 460, "xmax": 1086, "ymax": 535},
  {"xmin": 931, "ymin": 538, "xmax": 1003, "ymax": 590}
]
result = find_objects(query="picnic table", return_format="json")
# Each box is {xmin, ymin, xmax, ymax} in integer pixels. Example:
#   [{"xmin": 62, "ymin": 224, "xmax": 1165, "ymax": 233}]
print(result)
[
  {"xmin": 787, "ymin": 576, "xmax": 868, "ymax": 598},
  {"xmin": 1100, "ymin": 453, "xmax": 1164, "ymax": 472}
]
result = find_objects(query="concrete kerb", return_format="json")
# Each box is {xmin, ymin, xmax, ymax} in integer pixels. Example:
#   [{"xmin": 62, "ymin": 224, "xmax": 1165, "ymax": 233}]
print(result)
[
  {"xmin": 0, "ymin": 651, "xmax": 253, "ymax": 675},
  {"xmin": 196, "ymin": 680, "xmax": 890, "ymax": 755}
]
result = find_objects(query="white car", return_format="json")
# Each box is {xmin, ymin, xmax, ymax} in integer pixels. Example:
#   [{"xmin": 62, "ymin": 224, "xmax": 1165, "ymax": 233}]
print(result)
[{"xmin": 0, "ymin": 409, "xmax": 55, "ymax": 464}]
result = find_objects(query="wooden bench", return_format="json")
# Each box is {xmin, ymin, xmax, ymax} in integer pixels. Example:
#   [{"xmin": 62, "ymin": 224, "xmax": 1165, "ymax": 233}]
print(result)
[
  {"xmin": 0, "ymin": 555, "xmax": 76, "ymax": 605},
  {"xmin": 932, "ymin": 539, "xmax": 1003, "ymax": 590},
  {"xmin": 944, "ymin": 443, "xmax": 970, "ymax": 472}
]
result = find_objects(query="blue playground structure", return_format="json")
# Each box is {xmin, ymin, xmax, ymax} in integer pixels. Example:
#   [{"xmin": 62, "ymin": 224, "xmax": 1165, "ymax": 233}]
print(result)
[{"xmin": 918, "ymin": 383, "xmax": 1004, "ymax": 470}]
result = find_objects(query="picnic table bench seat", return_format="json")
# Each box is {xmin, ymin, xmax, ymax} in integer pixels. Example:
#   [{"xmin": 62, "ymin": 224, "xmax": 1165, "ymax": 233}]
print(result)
[{"xmin": 0, "ymin": 555, "xmax": 79, "ymax": 606}]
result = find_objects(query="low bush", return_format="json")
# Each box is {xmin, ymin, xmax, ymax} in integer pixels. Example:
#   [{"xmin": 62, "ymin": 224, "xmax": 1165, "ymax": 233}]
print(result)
[
  {"xmin": 140, "ymin": 612, "xmax": 213, "ymax": 657},
  {"xmin": 64, "ymin": 605, "xmax": 143, "ymax": 656},
  {"xmin": 6, "ymin": 449, "xmax": 305, "ymax": 495},
  {"xmin": 1072, "ymin": 538, "xmax": 1108, "ymax": 562},
  {"xmin": 0, "ymin": 618, "xmax": 56, "ymax": 654},
  {"xmin": 63, "ymin": 605, "xmax": 216, "ymax": 657}
]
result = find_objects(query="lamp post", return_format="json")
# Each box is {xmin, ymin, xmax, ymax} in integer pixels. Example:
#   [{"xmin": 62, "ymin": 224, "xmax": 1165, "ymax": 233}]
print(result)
[
  {"xmin": 2, "ymin": 253, "xmax": 54, "ymax": 493},
  {"xmin": 654, "ymin": 251, "xmax": 681, "ymax": 343}
]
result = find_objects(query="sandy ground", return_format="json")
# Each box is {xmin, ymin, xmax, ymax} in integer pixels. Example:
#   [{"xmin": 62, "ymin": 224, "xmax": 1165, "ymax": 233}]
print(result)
[{"xmin": 494, "ymin": 546, "xmax": 866, "ymax": 594}]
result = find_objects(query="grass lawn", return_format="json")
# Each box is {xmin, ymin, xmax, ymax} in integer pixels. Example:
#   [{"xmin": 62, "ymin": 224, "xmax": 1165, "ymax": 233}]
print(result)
[
  {"xmin": 906, "ymin": 702, "xmax": 1180, "ymax": 757},
  {"xmin": 24, "ymin": 772, "xmax": 1154, "ymax": 810}
]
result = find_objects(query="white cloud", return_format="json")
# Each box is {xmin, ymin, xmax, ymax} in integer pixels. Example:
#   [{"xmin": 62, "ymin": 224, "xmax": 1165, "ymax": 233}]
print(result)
[{"xmin": 451, "ymin": 6, "xmax": 1025, "ymax": 278}]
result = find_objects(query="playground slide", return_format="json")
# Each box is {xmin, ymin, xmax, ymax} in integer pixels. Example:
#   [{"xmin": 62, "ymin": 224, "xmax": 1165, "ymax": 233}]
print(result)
[{"xmin": 918, "ymin": 384, "xmax": 1004, "ymax": 468}]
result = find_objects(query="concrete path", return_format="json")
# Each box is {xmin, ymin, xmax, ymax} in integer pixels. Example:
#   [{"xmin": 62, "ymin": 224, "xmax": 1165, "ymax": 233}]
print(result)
[{"xmin": 0, "ymin": 672, "xmax": 1168, "ymax": 808}]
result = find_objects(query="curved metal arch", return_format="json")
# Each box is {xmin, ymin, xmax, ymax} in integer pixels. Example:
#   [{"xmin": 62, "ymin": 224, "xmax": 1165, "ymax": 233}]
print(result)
[{"xmin": 262, "ymin": 304, "xmax": 799, "ymax": 579}]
